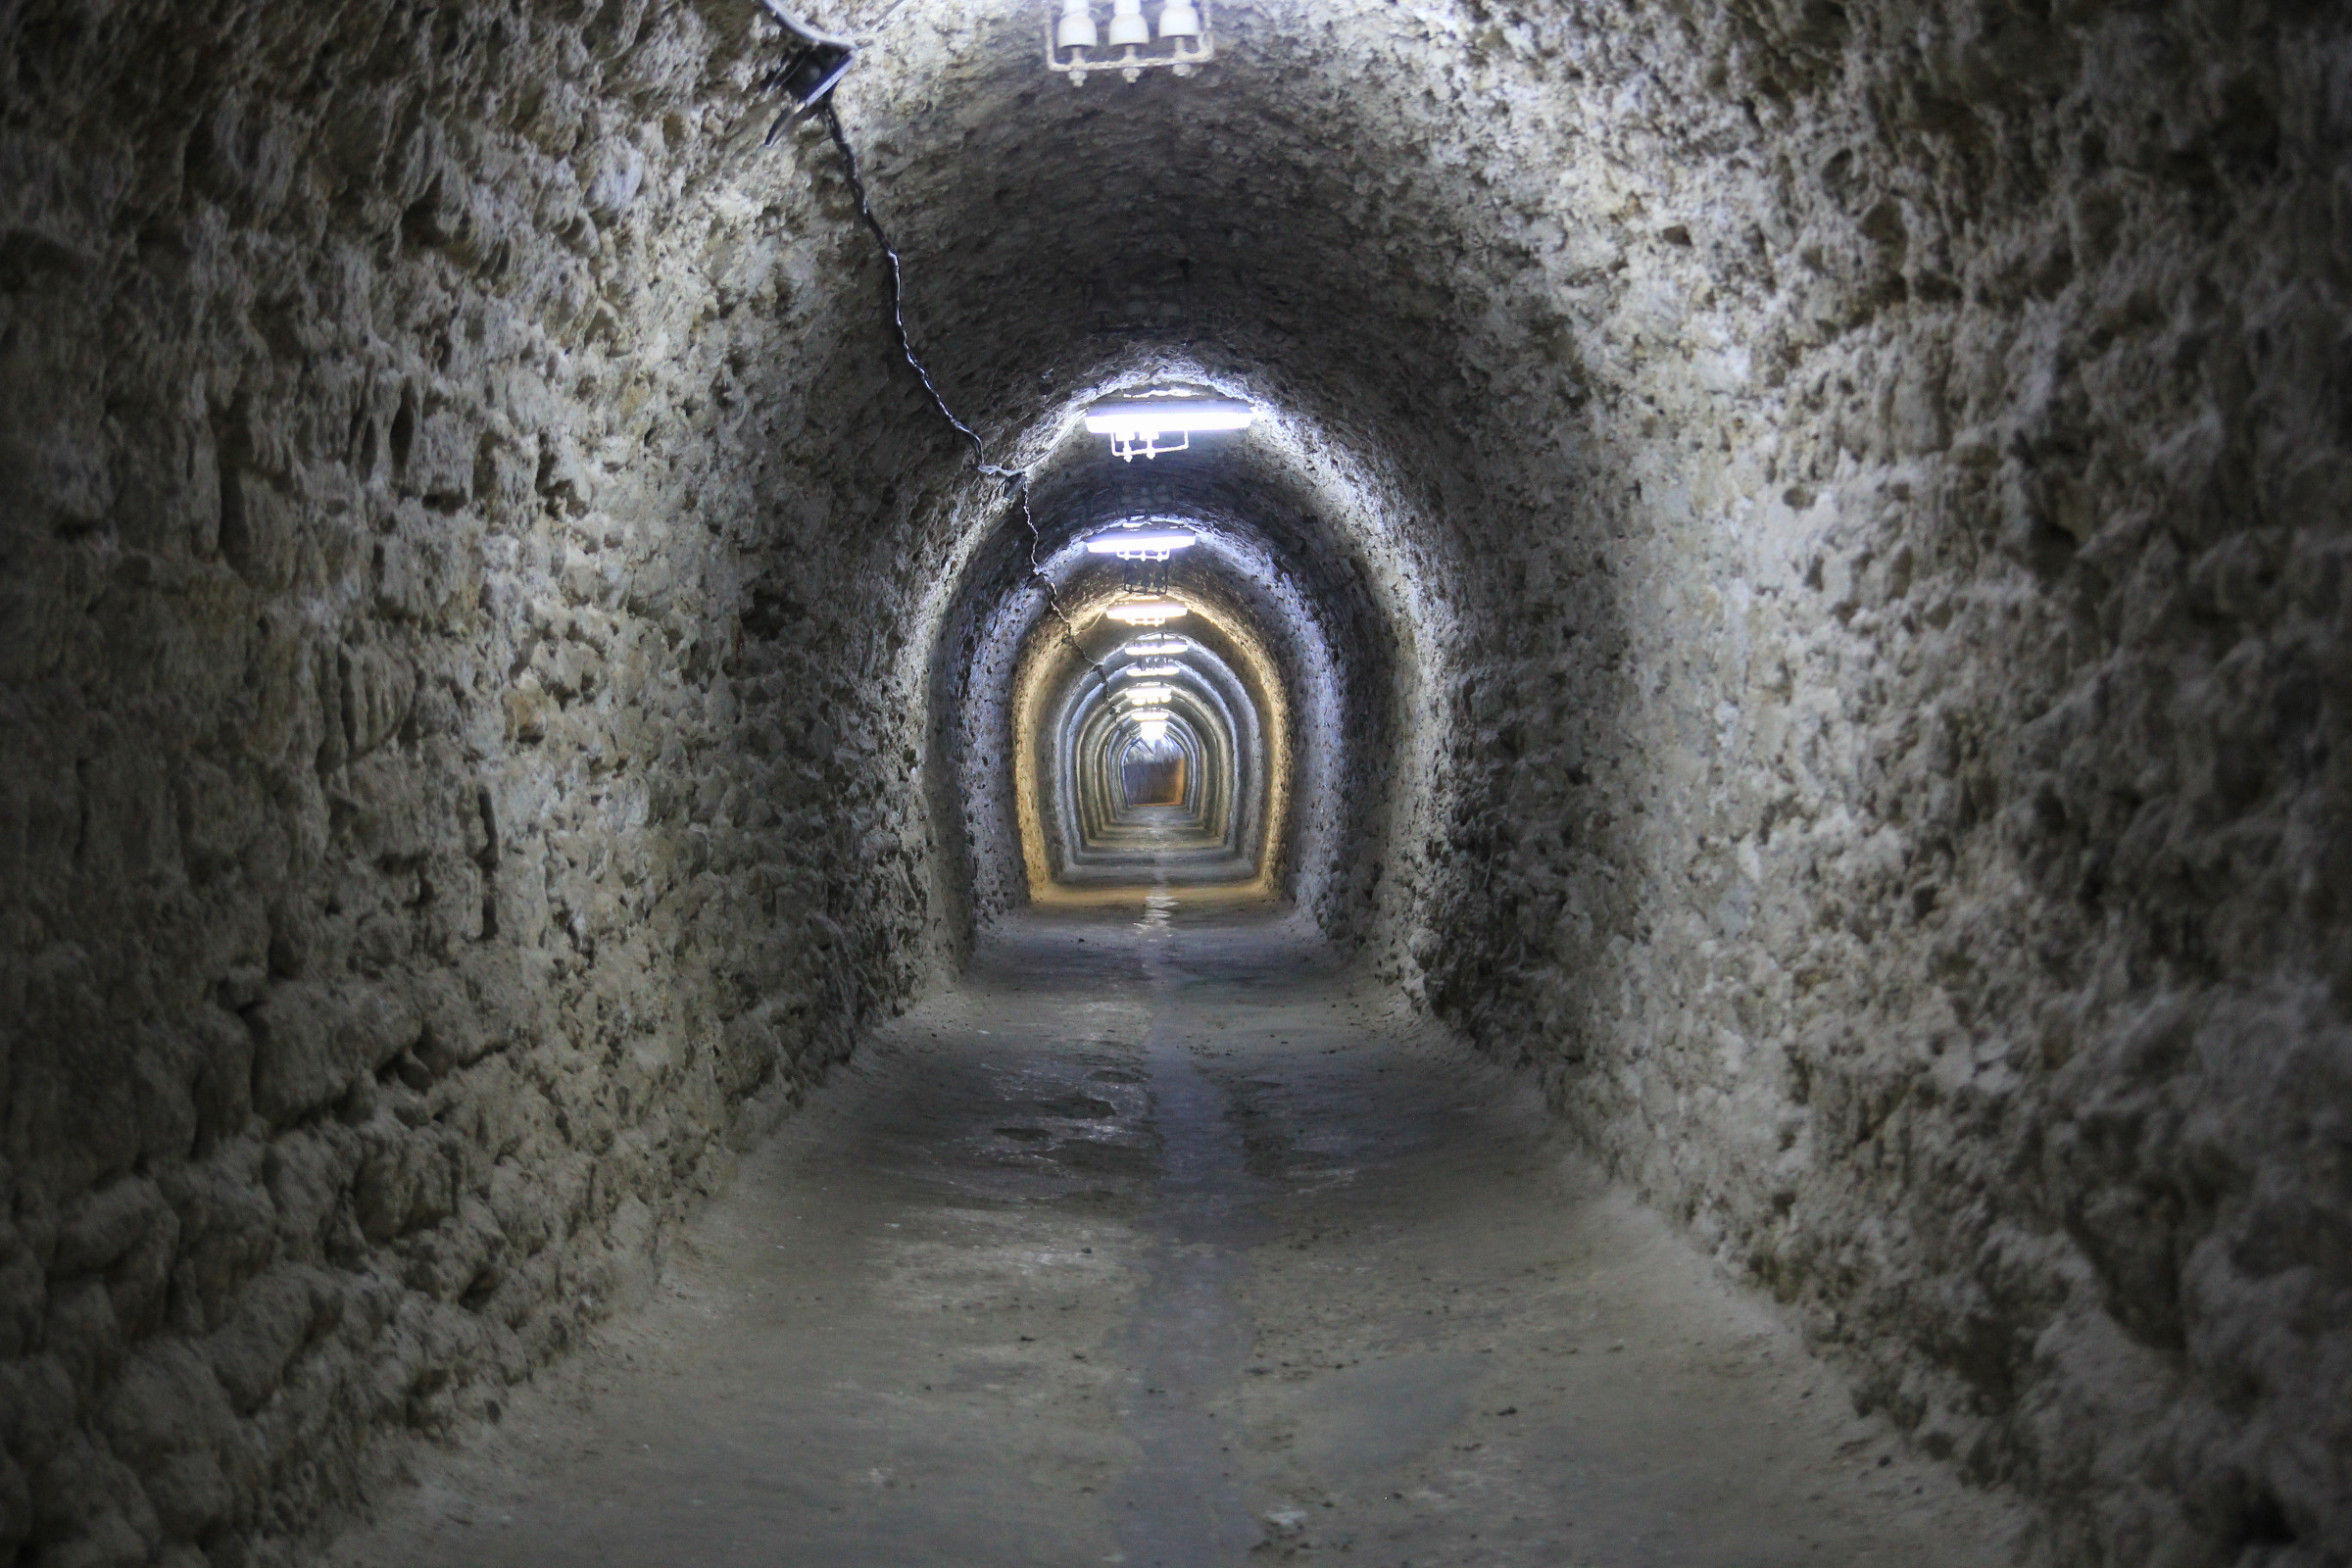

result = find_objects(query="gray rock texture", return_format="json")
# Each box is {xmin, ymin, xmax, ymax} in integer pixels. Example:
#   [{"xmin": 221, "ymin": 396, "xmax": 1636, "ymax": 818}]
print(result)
[
  {"xmin": 2, "ymin": 2, "xmax": 952, "ymax": 1560},
  {"xmin": 1403, "ymin": 11, "xmax": 2352, "ymax": 1566},
  {"xmin": 3, "ymin": 0, "xmax": 2346, "ymax": 1563}
]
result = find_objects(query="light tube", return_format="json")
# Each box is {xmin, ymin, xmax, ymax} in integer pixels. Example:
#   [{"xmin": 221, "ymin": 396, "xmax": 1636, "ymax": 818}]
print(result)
[
  {"xmin": 1083, "ymin": 399, "xmax": 1252, "ymax": 437},
  {"xmin": 1084, "ymin": 527, "xmax": 1198, "ymax": 555}
]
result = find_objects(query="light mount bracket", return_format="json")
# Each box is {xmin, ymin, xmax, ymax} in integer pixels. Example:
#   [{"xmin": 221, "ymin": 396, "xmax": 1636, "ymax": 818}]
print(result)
[{"xmin": 759, "ymin": 0, "xmax": 858, "ymax": 139}]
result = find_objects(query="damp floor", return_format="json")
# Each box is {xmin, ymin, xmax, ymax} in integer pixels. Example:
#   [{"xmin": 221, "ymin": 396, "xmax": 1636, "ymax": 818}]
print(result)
[{"xmin": 322, "ymin": 893, "xmax": 2022, "ymax": 1568}]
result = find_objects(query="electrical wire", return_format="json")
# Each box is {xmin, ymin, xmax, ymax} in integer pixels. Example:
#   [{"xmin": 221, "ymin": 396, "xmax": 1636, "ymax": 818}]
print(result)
[{"xmin": 817, "ymin": 102, "xmax": 1106, "ymax": 678}]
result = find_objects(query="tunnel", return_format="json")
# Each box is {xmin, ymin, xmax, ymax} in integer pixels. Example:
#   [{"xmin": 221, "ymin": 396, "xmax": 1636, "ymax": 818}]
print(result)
[{"xmin": 2, "ymin": 0, "xmax": 2348, "ymax": 1563}]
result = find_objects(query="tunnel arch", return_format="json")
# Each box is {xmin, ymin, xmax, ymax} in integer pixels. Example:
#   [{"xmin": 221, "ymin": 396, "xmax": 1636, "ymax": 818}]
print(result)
[
  {"xmin": 1046, "ymin": 573, "xmax": 1269, "ymax": 889},
  {"xmin": 916, "ymin": 373, "xmax": 1451, "ymax": 956},
  {"xmin": 3, "ymin": 0, "xmax": 2342, "ymax": 1562}
]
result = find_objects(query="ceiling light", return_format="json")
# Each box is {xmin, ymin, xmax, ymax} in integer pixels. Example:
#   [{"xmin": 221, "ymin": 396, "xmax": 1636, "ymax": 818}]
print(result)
[
  {"xmin": 1118, "ymin": 662, "xmax": 1183, "ymax": 678},
  {"xmin": 1106, "ymin": 596, "xmax": 1188, "ymax": 625},
  {"xmin": 1083, "ymin": 397, "xmax": 1252, "ymax": 462},
  {"xmin": 1122, "ymin": 636, "xmax": 1189, "ymax": 657},
  {"xmin": 1136, "ymin": 719, "xmax": 1171, "ymax": 745},
  {"xmin": 1118, "ymin": 684, "xmax": 1177, "ymax": 706},
  {"xmin": 1123, "ymin": 707, "xmax": 1174, "ymax": 724},
  {"xmin": 1049, "ymin": 0, "xmax": 1213, "ymax": 84},
  {"xmin": 1084, "ymin": 525, "xmax": 1197, "ymax": 561}
]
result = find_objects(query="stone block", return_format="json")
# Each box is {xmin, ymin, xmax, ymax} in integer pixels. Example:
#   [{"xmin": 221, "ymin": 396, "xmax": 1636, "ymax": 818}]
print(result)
[
  {"xmin": 412, "ymin": 968, "xmax": 502, "ymax": 1078},
  {"xmin": 51, "ymin": 1178, "xmax": 168, "ymax": 1279},
  {"xmin": 30, "ymin": 1434, "xmax": 162, "ymax": 1565},
  {"xmin": 161, "ymin": 1147, "xmax": 277, "ymax": 1332},
  {"xmin": 0, "ymin": 1445, "xmax": 27, "ymax": 1559},
  {"xmin": 247, "ymin": 982, "xmax": 423, "ymax": 1128},
  {"xmin": 218, "ymin": 468, "xmax": 298, "ymax": 592},
  {"xmin": 0, "ymin": 1351, "xmax": 75, "ymax": 1468},
  {"xmin": 403, "ymin": 409, "xmax": 476, "ymax": 508},
  {"xmin": 340, "ymin": 751, "xmax": 436, "ymax": 864},
  {"xmin": 187, "ymin": 1004, "xmax": 257, "ymax": 1150},
  {"xmin": 339, "ymin": 642, "xmax": 416, "ymax": 760},
  {"xmin": 97, "ymin": 1340, "xmax": 236, "ymax": 1471},
  {"xmin": 109, "ymin": 403, "xmax": 220, "ymax": 559},
  {"xmin": 45, "ymin": 1274, "xmax": 123, "ymax": 1394},
  {"xmin": 174, "ymin": 754, "xmax": 263, "ymax": 881},
  {"xmin": 0, "ymin": 1224, "xmax": 41, "ymax": 1359},
  {"xmin": 204, "ymin": 1263, "xmax": 337, "ymax": 1413},
  {"xmin": 244, "ymin": 984, "xmax": 347, "ymax": 1128},
  {"xmin": 355, "ymin": 1124, "xmax": 463, "ymax": 1244}
]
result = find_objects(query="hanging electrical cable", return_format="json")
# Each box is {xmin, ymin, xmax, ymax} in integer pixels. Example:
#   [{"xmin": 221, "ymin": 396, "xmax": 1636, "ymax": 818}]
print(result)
[{"xmin": 814, "ymin": 101, "xmax": 1107, "ymax": 679}]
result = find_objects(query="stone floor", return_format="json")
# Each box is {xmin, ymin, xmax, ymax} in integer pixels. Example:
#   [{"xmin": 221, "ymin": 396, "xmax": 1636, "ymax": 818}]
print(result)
[{"xmin": 322, "ymin": 891, "xmax": 2024, "ymax": 1567}]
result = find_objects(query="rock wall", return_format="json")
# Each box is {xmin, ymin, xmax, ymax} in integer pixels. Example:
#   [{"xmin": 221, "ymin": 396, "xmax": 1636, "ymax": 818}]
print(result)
[
  {"xmin": 0, "ymin": 1, "xmax": 958, "ymax": 1561},
  {"xmin": 1421, "ymin": 3, "xmax": 2352, "ymax": 1563},
  {"xmin": 5, "ymin": 0, "xmax": 2345, "ymax": 1562}
]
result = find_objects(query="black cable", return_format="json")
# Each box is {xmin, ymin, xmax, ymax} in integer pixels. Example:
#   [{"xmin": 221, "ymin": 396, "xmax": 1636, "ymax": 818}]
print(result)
[{"xmin": 817, "ymin": 103, "xmax": 1105, "ymax": 677}]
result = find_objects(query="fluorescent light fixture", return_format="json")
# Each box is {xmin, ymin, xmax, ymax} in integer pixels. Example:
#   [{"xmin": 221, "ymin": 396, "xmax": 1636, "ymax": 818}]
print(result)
[
  {"xmin": 1119, "ymin": 662, "xmax": 1183, "ymax": 678},
  {"xmin": 1118, "ymin": 684, "xmax": 1176, "ymax": 705},
  {"xmin": 1136, "ymin": 718, "xmax": 1171, "ymax": 745},
  {"xmin": 1085, "ymin": 400, "xmax": 1251, "ymax": 437},
  {"xmin": 1106, "ymin": 597, "xmax": 1188, "ymax": 625},
  {"xmin": 1085, "ymin": 526, "xmax": 1197, "ymax": 560},
  {"xmin": 1122, "ymin": 636, "xmax": 1189, "ymax": 657},
  {"xmin": 1083, "ymin": 397, "xmax": 1252, "ymax": 462},
  {"xmin": 1122, "ymin": 707, "xmax": 1174, "ymax": 724}
]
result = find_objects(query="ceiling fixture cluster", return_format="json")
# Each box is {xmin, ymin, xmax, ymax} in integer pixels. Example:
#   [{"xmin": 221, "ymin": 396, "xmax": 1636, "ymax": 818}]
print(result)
[{"xmin": 1049, "ymin": 0, "xmax": 1211, "ymax": 83}]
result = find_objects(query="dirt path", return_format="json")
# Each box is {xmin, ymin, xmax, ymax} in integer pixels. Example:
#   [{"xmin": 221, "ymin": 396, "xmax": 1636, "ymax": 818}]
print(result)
[{"xmin": 323, "ymin": 898, "xmax": 2023, "ymax": 1567}]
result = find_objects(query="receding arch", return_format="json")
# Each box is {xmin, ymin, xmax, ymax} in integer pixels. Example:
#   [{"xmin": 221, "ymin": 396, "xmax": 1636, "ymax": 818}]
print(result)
[{"xmin": 918, "ymin": 376, "xmax": 1447, "ymax": 952}]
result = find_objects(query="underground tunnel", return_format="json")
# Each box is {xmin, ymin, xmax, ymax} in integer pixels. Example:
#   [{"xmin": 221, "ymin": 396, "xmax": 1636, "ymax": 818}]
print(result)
[{"xmin": 2, "ymin": 0, "xmax": 2348, "ymax": 1563}]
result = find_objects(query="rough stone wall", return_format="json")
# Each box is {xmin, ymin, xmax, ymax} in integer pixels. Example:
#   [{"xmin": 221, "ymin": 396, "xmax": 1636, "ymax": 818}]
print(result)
[
  {"xmin": 0, "ymin": 1, "xmax": 957, "ymax": 1561},
  {"xmin": 6, "ymin": 0, "xmax": 2344, "ymax": 1562},
  {"xmin": 1421, "ymin": 3, "xmax": 2352, "ymax": 1563}
]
